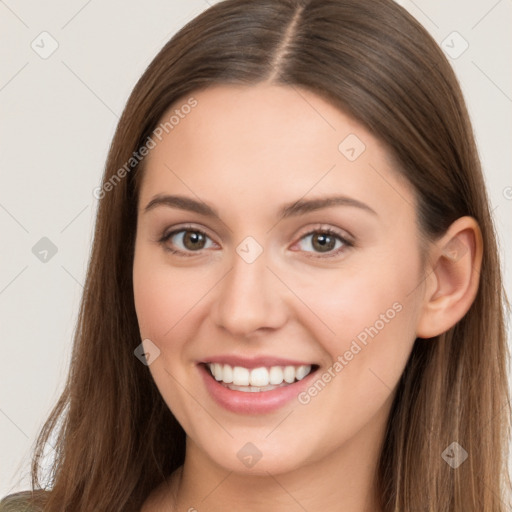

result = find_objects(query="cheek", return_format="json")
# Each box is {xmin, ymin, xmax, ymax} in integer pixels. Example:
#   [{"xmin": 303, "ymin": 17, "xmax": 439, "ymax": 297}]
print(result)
[
  {"xmin": 132, "ymin": 250, "xmax": 205, "ymax": 425},
  {"xmin": 135, "ymin": 282, "xmax": 172, "ymax": 333},
  {"xmin": 295, "ymin": 260, "xmax": 415, "ymax": 343},
  {"xmin": 133, "ymin": 265, "xmax": 178, "ymax": 341},
  {"xmin": 133, "ymin": 245, "xmax": 208, "ymax": 341},
  {"xmin": 295, "ymin": 250, "xmax": 421, "ymax": 389},
  {"xmin": 132, "ymin": 250, "xmax": 226, "ymax": 390}
]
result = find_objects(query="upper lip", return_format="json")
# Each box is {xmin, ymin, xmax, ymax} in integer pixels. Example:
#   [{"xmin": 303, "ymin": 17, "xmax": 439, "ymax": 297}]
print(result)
[{"xmin": 200, "ymin": 355, "xmax": 316, "ymax": 369}]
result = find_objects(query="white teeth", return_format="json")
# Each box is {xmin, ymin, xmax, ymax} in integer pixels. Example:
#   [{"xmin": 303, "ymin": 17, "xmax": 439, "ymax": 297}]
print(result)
[
  {"xmin": 232, "ymin": 366, "xmax": 250, "ymax": 386},
  {"xmin": 269, "ymin": 366, "xmax": 284, "ymax": 385},
  {"xmin": 222, "ymin": 364, "xmax": 233, "ymax": 383},
  {"xmin": 213, "ymin": 363, "xmax": 223, "ymax": 381},
  {"xmin": 249, "ymin": 367, "xmax": 269, "ymax": 387},
  {"xmin": 226, "ymin": 382, "xmax": 289, "ymax": 393},
  {"xmin": 283, "ymin": 366, "xmax": 296, "ymax": 383},
  {"xmin": 206, "ymin": 363, "xmax": 313, "ymax": 388},
  {"xmin": 295, "ymin": 365, "xmax": 310, "ymax": 380}
]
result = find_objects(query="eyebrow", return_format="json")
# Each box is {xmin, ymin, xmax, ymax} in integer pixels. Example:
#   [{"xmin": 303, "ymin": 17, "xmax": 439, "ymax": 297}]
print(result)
[{"xmin": 143, "ymin": 194, "xmax": 377, "ymax": 219}]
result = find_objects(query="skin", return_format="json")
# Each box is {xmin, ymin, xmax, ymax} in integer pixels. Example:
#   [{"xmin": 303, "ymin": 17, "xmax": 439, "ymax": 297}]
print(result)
[{"xmin": 133, "ymin": 83, "xmax": 482, "ymax": 512}]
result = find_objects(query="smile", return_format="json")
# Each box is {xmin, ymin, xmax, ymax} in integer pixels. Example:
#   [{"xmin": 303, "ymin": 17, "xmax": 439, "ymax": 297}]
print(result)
[
  {"xmin": 198, "ymin": 359, "xmax": 320, "ymax": 414},
  {"xmin": 206, "ymin": 362, "xmax": 313, "ymax": 392}
]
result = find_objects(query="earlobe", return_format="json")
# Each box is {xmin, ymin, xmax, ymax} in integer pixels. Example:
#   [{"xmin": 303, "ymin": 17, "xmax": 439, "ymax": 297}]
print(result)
[{"xmin": 416, "ymin": 216, "xmax": 483, "ymax": 339}]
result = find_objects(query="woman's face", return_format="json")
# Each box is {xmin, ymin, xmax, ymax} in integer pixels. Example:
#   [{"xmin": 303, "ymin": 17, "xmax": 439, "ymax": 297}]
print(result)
[{"xmin": 133, "ymin": 83, "xmax": 426, "ymax": 475}]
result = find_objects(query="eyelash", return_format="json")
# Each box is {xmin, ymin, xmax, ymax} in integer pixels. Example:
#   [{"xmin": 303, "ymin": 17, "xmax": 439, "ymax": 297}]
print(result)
[{"xmin": 158, "ymin": 224, "xmax": 354, "ymax": 259}]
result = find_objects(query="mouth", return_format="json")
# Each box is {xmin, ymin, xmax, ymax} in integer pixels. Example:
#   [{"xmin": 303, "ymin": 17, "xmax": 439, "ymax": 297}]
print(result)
[
  {"xmin": 204, "ymin": 362, "xmax": 319, "ymax": 393},
  {"xmin": 197, "ymin": 355, "xmax": 321, "ymax": 413}
]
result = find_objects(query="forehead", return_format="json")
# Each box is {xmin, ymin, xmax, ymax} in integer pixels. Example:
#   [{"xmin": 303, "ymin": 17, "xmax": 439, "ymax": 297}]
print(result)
[{"xmin": 138, "ymin": 83, "xmax": 416, "ymax": 224}]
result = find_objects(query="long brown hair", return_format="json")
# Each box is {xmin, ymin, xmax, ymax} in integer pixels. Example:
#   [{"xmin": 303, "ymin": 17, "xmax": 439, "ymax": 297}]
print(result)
[{"xmin": 2, "ymin": 0, "xmax": 510, "ymax": 510}]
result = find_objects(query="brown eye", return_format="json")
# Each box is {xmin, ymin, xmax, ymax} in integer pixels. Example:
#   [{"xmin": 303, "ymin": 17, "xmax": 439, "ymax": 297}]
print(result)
[
  {"xmin": 161, "ymin": 228, "xmax": 215, "ymax": 254},
  {"xmin": 311, "ymin": 232, "xmax": 337, "ymax": 252},
  {"xmin": 182, "ymin": 230, "xmax": 207, "ymax": 250},
  {"xmin": 295, "ymin": 229, "xmax": 351, "ymax": 257}
]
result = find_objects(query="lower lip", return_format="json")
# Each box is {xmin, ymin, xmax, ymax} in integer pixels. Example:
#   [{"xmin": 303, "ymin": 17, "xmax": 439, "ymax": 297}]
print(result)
[{"xmin": 198, "ymin": 364, "xmax": 318, "ymax": 414}]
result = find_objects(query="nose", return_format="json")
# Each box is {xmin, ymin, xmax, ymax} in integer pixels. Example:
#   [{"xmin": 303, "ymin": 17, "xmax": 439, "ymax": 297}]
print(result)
[{"xmin": 211, "ymin": 249, "xmax": 288, "ymax": 338}]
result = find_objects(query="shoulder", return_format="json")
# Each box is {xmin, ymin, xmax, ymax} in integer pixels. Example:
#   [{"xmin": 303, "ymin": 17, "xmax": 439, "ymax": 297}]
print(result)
[{"xmin": 0, "ymin": 490, "xmax": 48, "ymax": 512}]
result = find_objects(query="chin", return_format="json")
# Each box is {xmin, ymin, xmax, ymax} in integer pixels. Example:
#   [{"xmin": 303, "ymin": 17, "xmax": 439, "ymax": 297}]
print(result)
[{"xmin": 198, "ymin": 435, "xmax": 317, "ymax": 476}]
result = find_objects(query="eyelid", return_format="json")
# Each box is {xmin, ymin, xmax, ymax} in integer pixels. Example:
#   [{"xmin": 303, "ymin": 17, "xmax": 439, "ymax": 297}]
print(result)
[
  {"xmin": 158, "ymin": 223, "xmax": 354, "ymax": 258},
  {"xmin": 160, "ymin": 223, "xmax": 215, "ymax": 241},
  {"xmin": 293, "ymin": 223, "xmax": 354, "ymax": 245},
  {"xmin": 158, "ymin": 223, "xmax": 219, "ymax": 256},
  {"xmin": 289, "ymin": 224, "xmax": 354, "ymax": 259}
]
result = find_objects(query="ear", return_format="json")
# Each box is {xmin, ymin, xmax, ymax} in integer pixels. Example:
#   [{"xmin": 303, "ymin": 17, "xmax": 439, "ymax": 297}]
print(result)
[{"xmin": 416, "ymin": 216, "xmax": 483, "ymax": 339}]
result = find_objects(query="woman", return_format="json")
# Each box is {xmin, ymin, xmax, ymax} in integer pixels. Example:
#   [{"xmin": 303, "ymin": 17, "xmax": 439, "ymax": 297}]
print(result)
[{"xmin": 2, "ymin": 0, "xmax": 510, "ymax": 510}]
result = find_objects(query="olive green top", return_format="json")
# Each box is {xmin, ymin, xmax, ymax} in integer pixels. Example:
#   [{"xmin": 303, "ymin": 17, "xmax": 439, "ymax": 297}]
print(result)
[{"xmin": 0, "ymin": 492, "xmax": 43, "ymax": 512}]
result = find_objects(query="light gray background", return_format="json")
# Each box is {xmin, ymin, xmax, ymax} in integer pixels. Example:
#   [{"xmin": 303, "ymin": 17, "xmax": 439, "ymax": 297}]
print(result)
[{"xmin": 1, "ymin": 0, "xmax": 511, "ymax": 499}]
